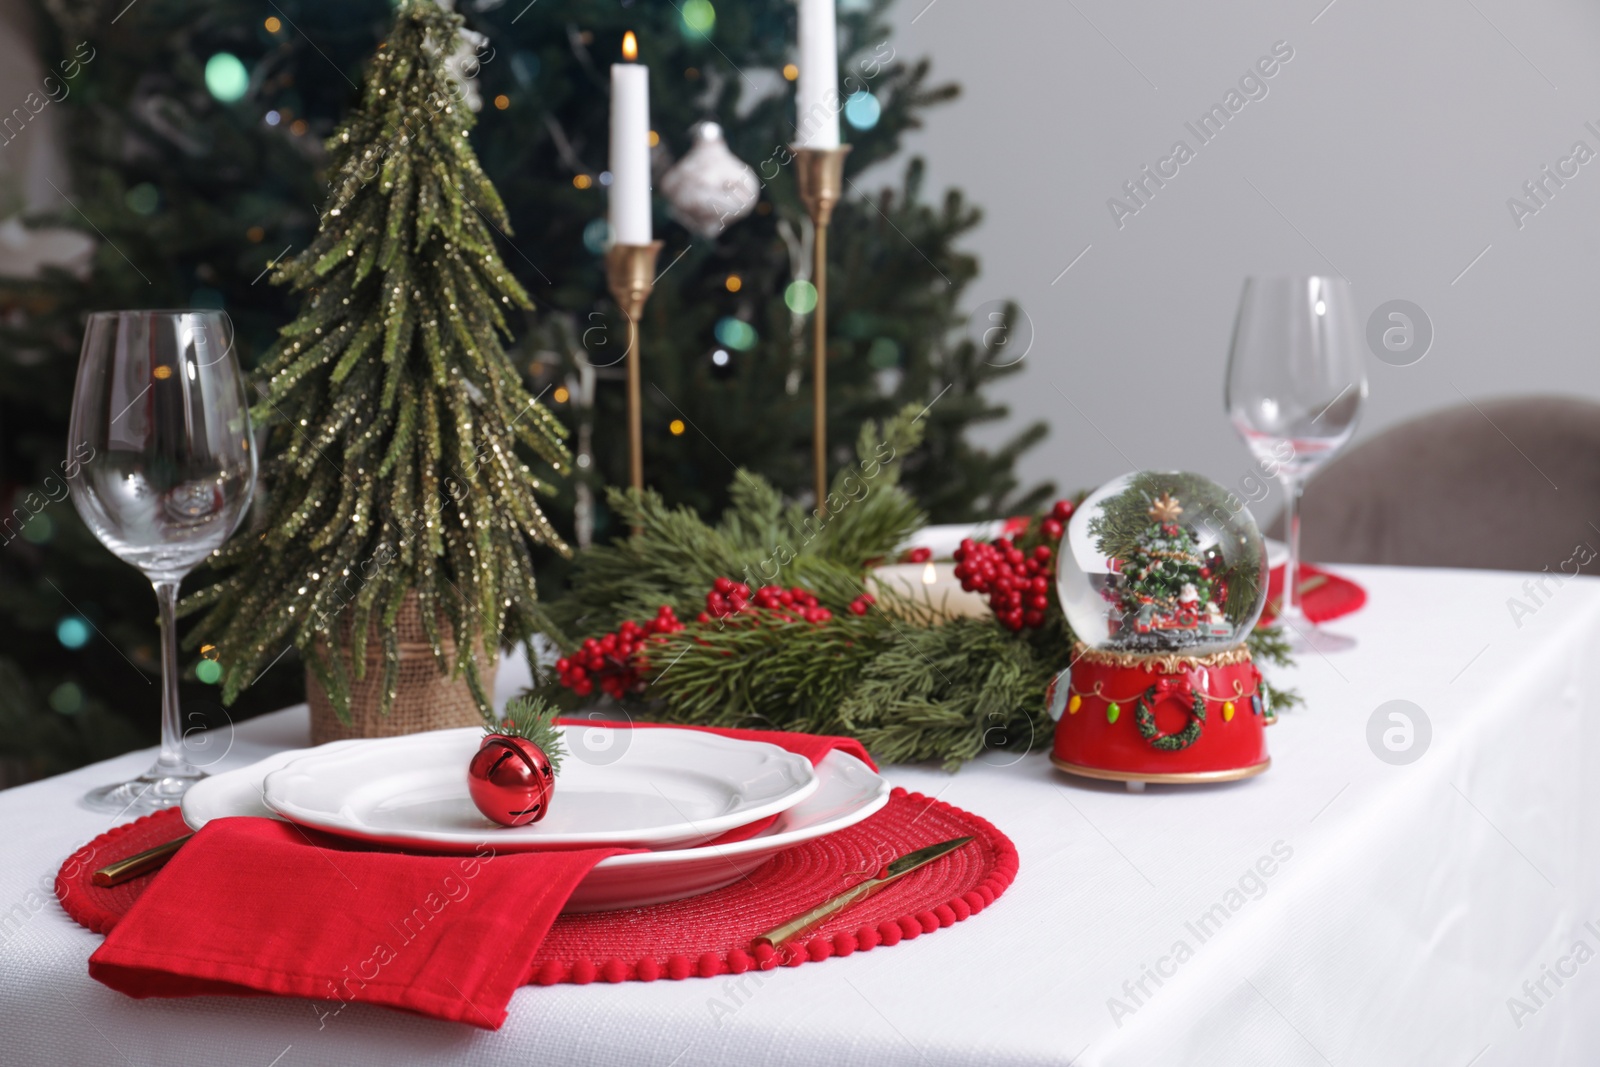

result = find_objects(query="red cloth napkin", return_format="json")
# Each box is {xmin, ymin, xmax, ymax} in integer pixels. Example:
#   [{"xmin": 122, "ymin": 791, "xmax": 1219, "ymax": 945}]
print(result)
[
  {"xmin": 88, "ymin": 724, "xmax": 871, "ymax": 1029},
  {"xmin": 1257, "ymin": 563, "xmax": 1366, "ymax": 627}
]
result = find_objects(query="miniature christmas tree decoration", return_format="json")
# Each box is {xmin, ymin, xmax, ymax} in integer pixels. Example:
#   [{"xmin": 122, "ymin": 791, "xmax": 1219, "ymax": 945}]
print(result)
[{"xmin": 183, "ymin": 0, "xmax": 570, "ymax": 741}]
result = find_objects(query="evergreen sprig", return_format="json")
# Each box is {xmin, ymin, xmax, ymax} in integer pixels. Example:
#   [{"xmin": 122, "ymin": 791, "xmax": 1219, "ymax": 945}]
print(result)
[
  {"xmin": 535, "ymin": 414, "xmax": 1299, "ymax": 767},
  {"xmin": 182, "ymin": 0, "xmax": 569, "ymax": 720},
  {"xmin": 493, "ymin": 694, "xmax": 565, "ymax": 776}
]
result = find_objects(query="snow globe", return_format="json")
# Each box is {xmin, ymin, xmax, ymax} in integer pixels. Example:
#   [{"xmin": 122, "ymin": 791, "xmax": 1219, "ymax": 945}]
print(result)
[{"xmin": 1046, "ymin": 471, "xmax": 1274, "ymax": 786}]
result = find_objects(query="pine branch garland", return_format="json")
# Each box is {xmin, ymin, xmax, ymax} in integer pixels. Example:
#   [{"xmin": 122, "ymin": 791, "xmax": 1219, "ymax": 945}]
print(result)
[{"xmin": 534, "ymin": 411, "xmax": 1299, "ymax": 768}]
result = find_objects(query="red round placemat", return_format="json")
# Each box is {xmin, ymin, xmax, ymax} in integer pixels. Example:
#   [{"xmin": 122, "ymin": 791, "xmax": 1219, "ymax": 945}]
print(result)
[
  {"xmin": 1258, "ymin": 563, "xmax": 1366, "ymax": 626},
  {"xmin": 58, "ymin": 787, "xmax": 1017, "ymax": 982}
]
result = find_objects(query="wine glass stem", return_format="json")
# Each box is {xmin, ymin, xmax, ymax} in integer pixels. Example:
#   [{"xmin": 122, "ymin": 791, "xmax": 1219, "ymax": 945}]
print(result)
[
  {"xmin": 1279, "ymin": 472, "xmax": 1308, "ymax": 627},
  {"xmin": 152, "ymin": 579, "xmax": 192, "ymax": 776}
]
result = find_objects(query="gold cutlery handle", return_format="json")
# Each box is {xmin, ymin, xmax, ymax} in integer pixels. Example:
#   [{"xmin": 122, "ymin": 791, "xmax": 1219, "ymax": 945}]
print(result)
[
  {"xmin": 92, "ymin": 833, "xmax": 192, "ymax": 887},
  {"xmin": 755, "ymin": 879, "xmax": 881, "ymax": 947}
]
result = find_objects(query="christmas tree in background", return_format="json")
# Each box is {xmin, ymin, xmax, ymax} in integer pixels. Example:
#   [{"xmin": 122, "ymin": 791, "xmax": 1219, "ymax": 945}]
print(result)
[
  {"xmin": 184, "ymin": 0, "xmax": 571, "ymax": 717},
  {"xmin": 0, "ymin": 0, "xmax": 390, "ymax": 782},
  {"xmin": 0, "ymin": 0, "xmax": 1049, "ymax": 778}
]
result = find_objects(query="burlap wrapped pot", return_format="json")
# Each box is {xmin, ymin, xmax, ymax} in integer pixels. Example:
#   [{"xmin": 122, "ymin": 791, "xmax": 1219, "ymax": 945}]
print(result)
[{"xmin": 306, "ymin": 590, "xmax": 496, "ymax": 744}]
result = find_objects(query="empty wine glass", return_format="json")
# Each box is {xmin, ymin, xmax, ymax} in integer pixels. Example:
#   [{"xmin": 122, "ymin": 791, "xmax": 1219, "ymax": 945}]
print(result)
[
  {"xmin": 1225, "ymin": 276, "xmax": 1366, "ymax": 653},
  {"xmin": 67, "ymin": 310, "xmax": 256, "ymax": 813}
]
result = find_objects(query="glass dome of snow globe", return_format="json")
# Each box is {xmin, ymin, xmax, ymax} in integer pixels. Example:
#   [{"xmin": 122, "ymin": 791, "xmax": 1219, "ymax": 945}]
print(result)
[{"xmin": 1055, "ymin": 471, "xmax": 1268, "ymax": 655}]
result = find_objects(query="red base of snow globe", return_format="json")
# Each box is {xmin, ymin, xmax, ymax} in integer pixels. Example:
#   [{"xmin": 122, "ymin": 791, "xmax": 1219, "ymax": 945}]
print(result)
[{"xmin": 1047, "ymin": 643, "xmax": 1272, "ymax": 784}]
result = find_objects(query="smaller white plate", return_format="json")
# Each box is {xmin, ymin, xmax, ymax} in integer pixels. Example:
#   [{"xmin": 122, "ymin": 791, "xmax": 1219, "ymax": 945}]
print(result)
[
  {"xmin": 184, "ymin": 746, "xmax": 891, "ymax": 912},
  {"xmin": 262, "ymin": 726, "xmax": 818, "ymax": 852}
]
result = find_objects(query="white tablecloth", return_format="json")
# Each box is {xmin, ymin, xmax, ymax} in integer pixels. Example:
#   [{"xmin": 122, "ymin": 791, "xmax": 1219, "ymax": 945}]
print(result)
[{"xmin": 2, "ymin": 564, "xmax": 1597, "ymax": 1067}]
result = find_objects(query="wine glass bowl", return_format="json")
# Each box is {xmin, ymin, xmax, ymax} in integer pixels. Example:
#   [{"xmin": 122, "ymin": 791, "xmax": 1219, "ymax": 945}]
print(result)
[
  {"xmin": 67, "ymin": 310, "xmax": 256, "ymax": 813},
  {"xmin": 1225, "ymin": 277, "xmax": 1366, "ymax": 652}
]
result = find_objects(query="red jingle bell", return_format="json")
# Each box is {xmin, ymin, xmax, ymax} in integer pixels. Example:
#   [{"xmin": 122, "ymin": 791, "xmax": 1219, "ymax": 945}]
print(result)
[
  {"xmin": 469, "ymin": 735, "xmax": 555, "ymax": 827},
  {"xmin": 467, "ymin": 694, "xmax": 566, "ymax": 827}
]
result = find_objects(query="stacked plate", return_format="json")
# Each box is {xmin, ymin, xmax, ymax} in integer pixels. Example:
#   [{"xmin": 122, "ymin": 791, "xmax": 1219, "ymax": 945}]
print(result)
[{"xmin": 181, "ymin": 725, "xmax": 890, "ymax": 912}]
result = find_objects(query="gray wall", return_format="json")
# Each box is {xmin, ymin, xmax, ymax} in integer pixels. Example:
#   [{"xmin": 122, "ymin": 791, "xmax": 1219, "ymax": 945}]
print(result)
[{"xmin": 881, "ymin": 0, "xmax": 1600, "ymax": 512}]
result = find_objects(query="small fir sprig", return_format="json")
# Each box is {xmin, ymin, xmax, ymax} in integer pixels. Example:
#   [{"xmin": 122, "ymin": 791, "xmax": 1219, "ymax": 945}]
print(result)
[{"xmin": 491, "ymin": 694, "xmax": 566, "ymax": 776}]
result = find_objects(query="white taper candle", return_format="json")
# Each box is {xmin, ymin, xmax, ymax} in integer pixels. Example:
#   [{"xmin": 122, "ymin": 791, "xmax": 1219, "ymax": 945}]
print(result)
[
  {"xmin": 794, "ymin": 0, "xmax": 841, "ymax": 149},
  {"xmin": 609, "ymin": 36, "xmax": 652, "ymax": 245}
]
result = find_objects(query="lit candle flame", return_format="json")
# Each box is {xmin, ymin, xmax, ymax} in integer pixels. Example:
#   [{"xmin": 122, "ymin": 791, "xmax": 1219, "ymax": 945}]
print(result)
[
  {"xmin": 621, "ymin": 31, "xmax": 638, "ymax": 61},
  {"xmin": 921, "ymin": 561, "xmax": 938, "ymax": 586}
]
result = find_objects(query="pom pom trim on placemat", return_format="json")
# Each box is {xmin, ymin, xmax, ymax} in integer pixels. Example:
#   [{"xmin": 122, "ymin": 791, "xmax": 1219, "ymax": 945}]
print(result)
[{"xmin": 58, "ymin": 788, "xmax": 1018, "ymax": 987}]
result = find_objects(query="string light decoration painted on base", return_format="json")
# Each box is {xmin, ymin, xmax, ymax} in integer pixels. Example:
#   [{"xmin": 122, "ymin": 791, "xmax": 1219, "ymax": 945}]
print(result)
[
  {"xmin": 183, "ymin": 0, "xmax": 570, "ymax": 725},
  {"xmin": 1049, "ymin": 472, "xmax": 1274, "ymax": 785}
]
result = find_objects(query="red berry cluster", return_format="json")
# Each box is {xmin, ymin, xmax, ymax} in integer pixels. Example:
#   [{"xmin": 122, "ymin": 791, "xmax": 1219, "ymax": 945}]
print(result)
[
  {"xmin": 1039, "ymin": 498, "xmax": 1075, "ymax": 543},
  {"xmin": 555, "ymin": 606, "xmax": 684, "ymax": 699},
  {"xmin": 952, "ymin": 499, "xmax": 1076, "ymax": 631},
  {"xmin": 699, "ymin": 577, "xmax": 835, "ymax": 625}
]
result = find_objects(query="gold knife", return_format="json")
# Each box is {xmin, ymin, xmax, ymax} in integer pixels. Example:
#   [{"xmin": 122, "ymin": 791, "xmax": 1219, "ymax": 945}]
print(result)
[
  {"xmin": 755, "ymin": 836, "xmax": 974, "ymax": 947},
  {"xmin": 92, "ymin": 834, "xmax": 193, "ymax": 887}
]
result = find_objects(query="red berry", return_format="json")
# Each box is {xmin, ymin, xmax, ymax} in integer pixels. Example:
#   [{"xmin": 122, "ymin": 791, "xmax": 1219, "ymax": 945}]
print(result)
[
  {"xmin": 1041, "ymin": 519, "xmax": 1063, "ymax": 541},
  {"xmin": 1051, "ymin": 499, "xmax": 1075, "ymax": 522}
]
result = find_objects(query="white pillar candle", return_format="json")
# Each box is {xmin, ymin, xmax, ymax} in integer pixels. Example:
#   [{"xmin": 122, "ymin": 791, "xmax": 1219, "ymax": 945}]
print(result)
[
  {"xmin": 794, "ymin": 0, "xmax": 841, "ymax": 149},
  {"xmin": 866, "ymin": 561, "xmax": 993, "ymax": 622},
  {"xmin": 609, "ymin": 34, "xmax": 652, "ymax": 246}
]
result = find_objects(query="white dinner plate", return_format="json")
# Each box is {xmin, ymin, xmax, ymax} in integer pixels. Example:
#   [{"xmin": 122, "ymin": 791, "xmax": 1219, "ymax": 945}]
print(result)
[
  {"xmin": 183, "ymin": 744, "xmax": 891, "ymax": 912},
  {"xmin": 261, "ymin": 726, "xmax": 819, "ymax": 852}
]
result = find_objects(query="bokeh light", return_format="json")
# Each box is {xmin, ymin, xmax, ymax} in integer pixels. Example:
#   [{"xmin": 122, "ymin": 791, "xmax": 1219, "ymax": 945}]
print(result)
[
  {"xmin": 844, "ymin": 91, "xmax": 881, "ymax": 130},
  {"xmin": 669, "ymin": 419, "xmax": 686, "ymax": 436},
  {"xmin": 196, "ymin": 659, "xmax": 223, "ymax": 684},
  {"xmin": 783, "ymin": 63, "xmax": 799, "ymax": 81},
  {"xmin": 714, "ymin": 316, "xmax": 757, "ymax": 350},
  {"xmin": 867, "ymin": 337, "xmax": 902, "ymax": 369},
  {"xmin": 190, "ymin": 287, "xmax": 226, "ymax": 310},
  {"xmin": 784, "ymin": 280, "xmax": 818, "ymax": 314},
  {"xmin": 680, "ymin": 0, "xmax": 716, "ymax": 37},
  {"xmin": 56, "ymin": 616, "xmax": 90, "ymax": 650},
  {"xmin": 125, "ymin": 183, "xmax": 159, "ymax": 216},
  {"xmin": 205, "ymin": 53, "xmax": 249, "ymax": 103},
  {"xmin": 582, "ymin": 217, "xmax": 612, "ymax": 254},
  {"xmin": 511, "ymin": 52, "xmax": 541, "ymax": 87},
  {"xmin": 21, "ymin": 513, "xmax": 53, "ymax": 544},
  {"xmin": 49, "ymin": 682, "xmax": 84, "ymax": 715},
  {"xmin": 724, "ymin": 274, "xmax": 742, "ymax": 293}
]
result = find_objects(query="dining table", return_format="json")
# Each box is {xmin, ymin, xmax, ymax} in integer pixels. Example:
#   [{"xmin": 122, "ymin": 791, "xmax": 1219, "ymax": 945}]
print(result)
[{"xmin": 1, "ymin": 562, "xmax": 1596, "ymax": 1066}]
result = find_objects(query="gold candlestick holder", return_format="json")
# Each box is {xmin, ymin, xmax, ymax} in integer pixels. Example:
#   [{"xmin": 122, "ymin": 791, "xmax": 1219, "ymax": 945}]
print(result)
[
  {"xmin": 793, "ymin": 145, "xmax": 850, "ymax": 512},
  {"xmin": 605, "ymin": 240, "xmax": 664, "ymax": 504}
]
